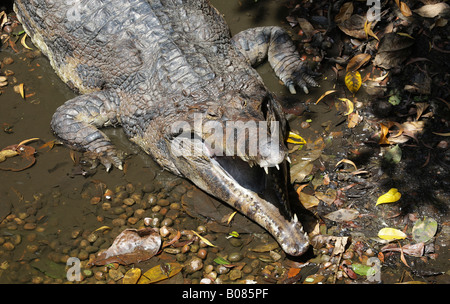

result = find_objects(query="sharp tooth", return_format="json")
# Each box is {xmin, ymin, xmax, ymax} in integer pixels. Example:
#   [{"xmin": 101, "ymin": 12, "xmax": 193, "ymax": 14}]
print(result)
[
  {"xmin": 275, "ymin": 164, "xmax": 280, "ymax": 170},
  {"xmin": 293, "ymin": 214, "xmax": 298, "ymax": 223},
  {"xmin": 264, "ymin": 166, "xmax": 268, "ymax": 174},
  {"xmin": 286, "ymin": 156, "xmax": 291, "ymax": 164}
]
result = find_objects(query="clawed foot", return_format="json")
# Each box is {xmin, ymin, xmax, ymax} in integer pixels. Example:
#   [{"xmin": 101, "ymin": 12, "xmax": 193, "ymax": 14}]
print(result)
[
  {"xmin": 285, "ymin": 63, "xmax": 321, "ymax": 95},
  {"xmin": 83, "ymin": 148, "xmax": 125, "ymax": 172}
]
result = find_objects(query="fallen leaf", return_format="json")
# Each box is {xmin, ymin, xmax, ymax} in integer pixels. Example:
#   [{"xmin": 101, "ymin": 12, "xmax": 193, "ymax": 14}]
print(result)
[
  {"xmin": 376, "ymin": 188, "xmax": 401, "ymax": 206},
  {"xmin": 384, "ymin": 144, "xmax": 402, "ymax": 164},
  {"xmin": 14, "ymin": 83, "xmax": 25, "ymax": 99},
  {"xmin": 377, "ymin": 227, "xmax": 407, "ymax": 241},
  {"xmin": 20, "ymin": 33, "xmax": 33, "ymax": 50},
  {"xmin": 335, "ymin": 158, "xmax": 357, "ymax": 171},
  {"xmin": 298, "ymin": 191, "xmax": 320, "ymax": 209},
  {"xmin": 290, "ymin": 160, "xmax": 313, "ymax": 183},
  {"xmin": 345, "ymin": 71, "xmax": 362, "ymax": 95},
  {"xmin": 347, "ymin": 111, "xmax": 360, "ymax": 128},
  {"xmin": 90, "ymin": 228, "xmax": 161, "ymax": 266},
  {"xmin": 315, "ymin": 90, "xmax": 336, "ymax": 104},
  {"xmin": 303, "ymin": 274, "xmax": 325, "ymax": 284},
  {"xmin": 352, "ymin": 263, "xmax": 375, "ymax": 276},
  {"xmin": 364, "ymin": 20, "xmax": 379, "ymax": 41},
  {"xmin": 412, "ymin": 217, "xmax": 437, "ymax": 243},
  {"xmin": 379, "ymin": 123, "xmax": 391, "ymax": 145},
  {"xmin": 287, "ymin": 131, "xmax": 307, "ymax": 145},
  {"xmin": 138, "ymin": 263, "xmax": 183, "ymax": 284},
  {"xmin": 413, "ymin": 3, "xmax": 450, "ymax": 18},
  {"xmin": 93, "ymin": 225, "xmax": 112, "ymax": 232},
  {"xmin": 192, "ymin": 230, "xmax": 216, "ymax": 247},
  {"xmin": 381, "ymin": 242, "xmax": 425, "ymax": 257},
  {"xmin": 214, "ymin": 257, "xmax": 231, "ymax": 265},
  {"xmin": 396, "ymin": 1, "xmax": 412, "ymax": 17},
  {"xmin": 122, "ymin": 268, "xmax": 142, "ymax": 284},
  {"xmin": 324, "ymin": 209, "xmax": 359, "ymax": 222},
  {"xmin": 315, "ymin": 189, "xmax": 337, "ymax": 205},
  {"xmin": 338, "ymin": 98, "xmax": 354, "ymax": 115},
  {"xmin": 0, "ymin": 149, "xmax": 19, "ymax": 162},
  {"xmin": 227, "ymin": 211, "xmax": 237, "ymax": 225},
  {"xmin": 335, "ymin": 2, "xmax": 353, "ymax": 23},
  {"xmin": 346, "ymin": 53, "xmax": 371, "ymax": 72}
]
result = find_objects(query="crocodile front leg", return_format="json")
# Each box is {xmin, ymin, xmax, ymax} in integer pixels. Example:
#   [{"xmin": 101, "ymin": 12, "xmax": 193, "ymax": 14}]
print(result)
[
  {"xmin": 50, "ymin": 90, "xmax": 123, "ymax": 171},
  {"xmin": 232, "ymin": 26, "xmax": 319, "ymax": 94}
]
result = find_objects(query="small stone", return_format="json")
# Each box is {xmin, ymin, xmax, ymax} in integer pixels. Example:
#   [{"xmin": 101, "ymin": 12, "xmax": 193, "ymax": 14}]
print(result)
[
  {"xmin": 229, "ymin": 269, "xmax": 242, "ymax": 281},
  {"xmin": 127, "ymin": 217, "xmax": 139, "ymax": 225},
  {"xmin": 87, "ymin": 234, "xmax": 98, "ymax": 243},
  {"xmin": 26, "ymin": 244, "xmax": 39, "ymax": 254},
  {"xmin": 82, "ymin": 269, "xmax": 93, "ymax": 278},
  {"xmin": 108, "ymin": 269, "xmax": 123, "ymax": 281},
  {"xmin": 3, "ymin": 242, "xmax": 14, "ymax": 251},
  {"xmin": 228, "ymin": 252, "xmax": 243, "ymax": 262},
  {"xmin": 112, "ymin": 218, "xmax": 126, "ymax": 227},
  {"xmin": 176, "ymin": 253, "xmax": 187, "ymax": 262},
  {"xmin": 169, "ymin": 202, "xmax": 181, "ymax": 210},
  {"xmin": 157, "ymin": 199, "xmax": 170, "ymax": 206},
  {"xmin": 123, "ymin": 198, "xmax": 135, "ymax": 206},
  {"xmin": 196, "ymin": 225, "xmax": 207, "ymax": 234},
  {"xmin": 161, "ymin": 218, "xmax": 173, "ymax": 227},
  {"xmin": 185, "ymin": 257, "xmax": 204, "ymax": 274},
  {"xmin": 229, "ymin": 238, "xmax": 242, "ymax": 247},
  {"xmin": 24, "ymin": 223, "xmax": 36, "ymax": 230},
  {"xmin": 197, "ymin": 248, "xmax": 207, "ymax": 260}
]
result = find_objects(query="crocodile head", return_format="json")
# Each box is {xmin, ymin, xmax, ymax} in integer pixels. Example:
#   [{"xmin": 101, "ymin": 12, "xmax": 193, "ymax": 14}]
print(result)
[{"xmin": 160, "ymin": 93, "xmax": 310, "ymax": 256}]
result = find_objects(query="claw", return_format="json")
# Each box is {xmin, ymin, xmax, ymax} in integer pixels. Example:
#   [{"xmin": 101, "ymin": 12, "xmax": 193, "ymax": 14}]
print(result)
[
  {"xmin": 286, "ymin": 156, "xmax": 291, "ymax": 164},
  {"xmin": 275, "ymin": 164, "xmax": 280, "ymax": 170},
  {"xmin": 301, "ymin": 85, "xmax": 309, "ymax": 94},
  {"xmin": 264, "ymin": 166, "xmax": 268, "ymax": 174},
  {"xmin": 288, "ymin": 84, "xmax": 297, "ymax": 95}
]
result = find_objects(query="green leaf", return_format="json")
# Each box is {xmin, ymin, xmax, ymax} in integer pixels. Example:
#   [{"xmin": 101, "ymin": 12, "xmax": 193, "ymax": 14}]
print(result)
[
  {"xmin": 351, "ymin": 263, "xmax": 375, "ymax": 276},
  {"xmin": 214, "ymin": 257, "xmax": 231, "ymax": 265},
  {"xmin": 388, "ymin": 90, "xmax": 401, "ymax": 105},
  {"xmin": 412, "ymin": 217, "xmax": 437, "ymax": 243},
  {"xmin": 384, "ymin": 144, "xmax": 402, "ymax": 164}
]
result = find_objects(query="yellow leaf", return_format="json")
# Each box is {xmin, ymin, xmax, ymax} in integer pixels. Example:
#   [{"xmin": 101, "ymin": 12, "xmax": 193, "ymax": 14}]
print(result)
[
  {"xmin": 376, "ymin": 188, "xmax": 401, "ymax": 206},
  {"xmin": 21, "ymin": 33, "xmax": 33, "ymax": 50},
  {"xmin": 93, "ymin": 225, "xmax": 112, "ymax": 232},
  {"xmin": 14, "ymin": 83, "xmax": 25, "ymax": 99},
  {"xmin": 191, "ymin": 230, "xmax": 217, "ymax": 247},
  {"xmin": 338, "ymin": 98, "xmax": 354, "ymax": 115},
  {"xmin": 378, "ymin": 228, "xmax": 407, "ymax": 241},
  {"xmin": 0, "ymin": 149, "xmax": 19, "ymax": 162},
  {"xmin": 287, "ymin": 131, "xmax": 307, "ymax": 145},
  {"xmin": 345, "ymin": 71, "xmax": 362, "ymax": 95},
  {"xmin": 138, "ymin": 263, "xmax": 183, "ymax": 284},
  {"xmin": 364, "ymin": 20, "xmax": 379, "ymax": 41},
  {"xmin": 335, "ymin": 158, "xmax": 358, "ymax": 171},
  {"xmin": 315, "ymin": 90, "xmax": 337, "ymax": 105},
  {"xmin": 397, "ymin": 32, "xmax": 415, "ymax": 39},
  {"xmin": 122, "ymin": 268, "xmax": 141, "ymax": 284},
  {"xmin": 227, "ymin": 211, "xmax": 237, "ymax": 225}
]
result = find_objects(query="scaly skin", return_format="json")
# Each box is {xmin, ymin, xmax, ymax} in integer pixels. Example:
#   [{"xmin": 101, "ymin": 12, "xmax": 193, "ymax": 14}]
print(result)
[{"xmin": 14, "ymin": 0, "xmax": 318, "ymax": 256}]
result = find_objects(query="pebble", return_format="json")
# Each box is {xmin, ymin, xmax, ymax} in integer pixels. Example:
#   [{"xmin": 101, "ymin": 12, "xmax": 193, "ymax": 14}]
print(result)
[
  {"xmin": 157, "ymin": 199, "xmax": 170, "ymax": 207},
  {"xmin": 123, "ymin": 198, "xmax": 135, "ymax": 206},
  {"xmin": 229, "ymin": 269, "xmax": 242, "ymax": 281},
  {"xmin": 185, "ymin": 257, "xmax": 204, "ymax": 274},
  {"xmin": 197, "ymin": 248, "xmax": 207, "ymax": 259},
  {"xmin": 109, "ymin": 269, "xmax": 124, "ymax": 281},
  {"xmin": 229, "ymin": 238, "xmax": 242, "ymax": 247},
  {"xmin": 3, "ymin": 242, "xmax": 15, "ymax": 251},
  {"xmin": 228, "ymin": 252, "xmax": 243, "ymax": 262}
]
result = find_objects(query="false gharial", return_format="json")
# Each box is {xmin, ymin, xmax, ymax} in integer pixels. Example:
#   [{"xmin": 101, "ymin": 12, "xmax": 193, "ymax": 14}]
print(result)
[{"xmin": 14, "ymin": 0, "xmax": 319, "ymax": 255}]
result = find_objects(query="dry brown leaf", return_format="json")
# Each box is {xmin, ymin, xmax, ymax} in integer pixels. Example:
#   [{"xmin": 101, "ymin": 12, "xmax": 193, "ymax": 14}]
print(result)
[
  {"xmin": 315, "ymin": 90, "xmax": 337, "ymax": 104},
  {"xmin": 379, "ymin": 123, "xmax": 391, "ymax": 145},
  {"xmin": 335, "ymin": 2, "xmax": 354, "ymax": 23},
  {"xmin": 90, "ymin": 228, "xmax": 161, "ymax": 266},
  {"xmin": 335, "ymin": 158, "xmax": 358, "ymax": 171},
  {"xmin": 347, "ymin": 111, "xmax": 361, "ymax": 128},
  {"xmin": 346, "ymin": 53, "xmax": 371, "ymax": 72},
  {"xmin": 298, "ymin": 191, "xmax": 320, "ymax": 209},
  {"xmin": 414, "ymin": 3, "xmax": 450, "ymax": 18}
]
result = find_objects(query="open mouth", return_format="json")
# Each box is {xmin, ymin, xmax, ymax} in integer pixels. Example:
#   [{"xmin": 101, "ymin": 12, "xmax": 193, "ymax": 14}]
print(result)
[{"xmin": 212, "ymin": 155, "xmax": 293, "ymax": 221}]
